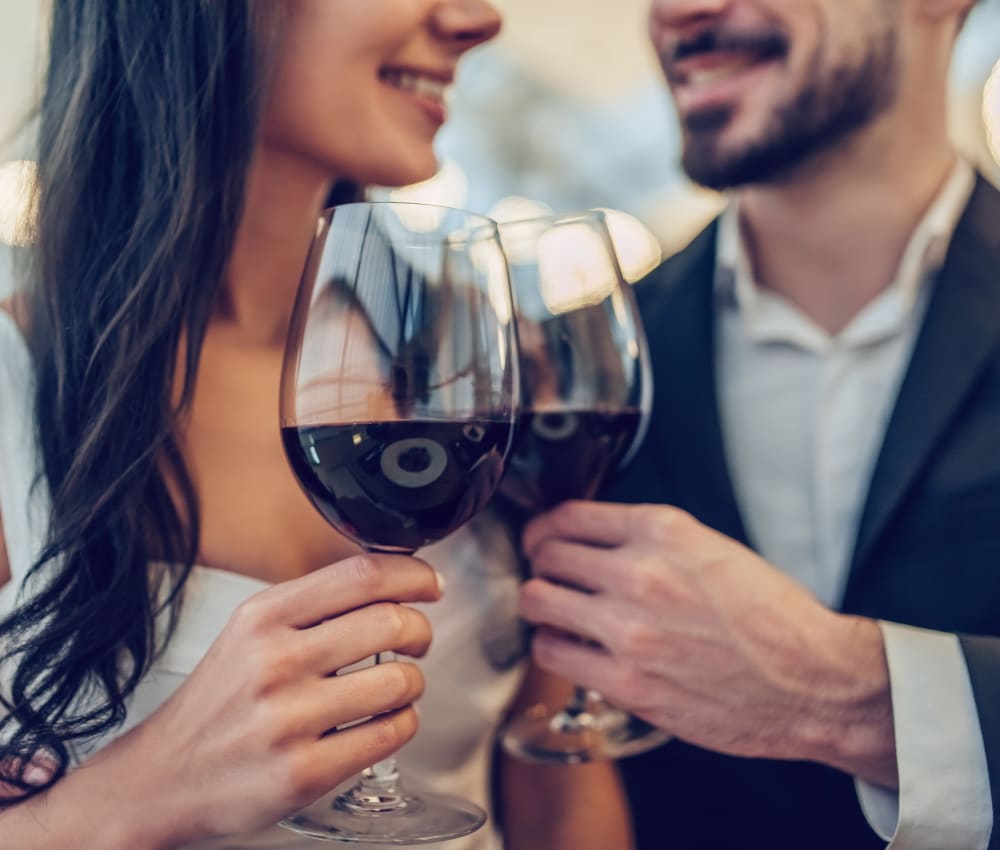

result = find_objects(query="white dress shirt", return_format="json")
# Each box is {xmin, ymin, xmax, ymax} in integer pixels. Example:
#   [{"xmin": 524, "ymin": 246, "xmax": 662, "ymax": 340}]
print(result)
[{"xmin": 714, "ymin": 159, "xmax": 992, "ymax": 849}]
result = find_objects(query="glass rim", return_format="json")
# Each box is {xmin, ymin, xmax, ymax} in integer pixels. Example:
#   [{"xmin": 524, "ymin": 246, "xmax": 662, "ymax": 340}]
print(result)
[
  {"xmin": 496, "ymin": 208, "xmax": 608, "ymax": 230},
  {"xmin": 320, "ymin": 200, "xmax": 500, "ymax": 242}
]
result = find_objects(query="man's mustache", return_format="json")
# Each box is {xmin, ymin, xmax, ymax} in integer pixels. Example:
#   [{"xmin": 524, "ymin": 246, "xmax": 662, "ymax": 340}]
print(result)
[{"xmin": 662, "ymin": 27, "xmax": 789, "ymax": 71}]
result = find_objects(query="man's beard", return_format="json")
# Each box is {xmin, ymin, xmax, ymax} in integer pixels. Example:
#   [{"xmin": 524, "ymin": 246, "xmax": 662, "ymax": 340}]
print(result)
[{"xmin": 677, "ymin": 26, "xmax": 900, "ymax": 190}]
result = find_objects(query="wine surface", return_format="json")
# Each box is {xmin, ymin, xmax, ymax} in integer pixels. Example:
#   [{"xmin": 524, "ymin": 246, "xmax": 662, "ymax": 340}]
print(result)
[
  {"xmin": 283, "ymin": 420, "xmax": 510, "ymax": 552},
  {"xmin": 499, "ymin": 408, "xmax": 641, "ymax": 511}
]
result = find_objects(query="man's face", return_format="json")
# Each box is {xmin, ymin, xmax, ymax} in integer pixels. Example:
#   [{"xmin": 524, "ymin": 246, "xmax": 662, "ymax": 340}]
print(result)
[{"xmin": 649, "ymin": 0, "xmax": 903, "ymax": 189}]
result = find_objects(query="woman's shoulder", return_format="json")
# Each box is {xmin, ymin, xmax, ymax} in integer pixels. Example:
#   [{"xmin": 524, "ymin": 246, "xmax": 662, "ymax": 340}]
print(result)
[
  {"xmin": 0, "ymin": 294, "xmax": 32, "ymax": 362},
  {"xmin": 0, "ymin": 292, "xmax": 29, "ymax": 330},
  {"xmin": 0, "ymin": 295, "xmax": 30, "ymax": 597}
]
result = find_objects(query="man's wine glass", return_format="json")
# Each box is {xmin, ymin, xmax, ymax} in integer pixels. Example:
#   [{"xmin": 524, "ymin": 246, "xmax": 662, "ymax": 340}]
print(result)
[
  {"xmin": 497, "ymin": 211, "xmax": 668, "ymax": 764},
  {"xmin": 279, "ymin": 202, "xmax": 519, "ymax": 844}
]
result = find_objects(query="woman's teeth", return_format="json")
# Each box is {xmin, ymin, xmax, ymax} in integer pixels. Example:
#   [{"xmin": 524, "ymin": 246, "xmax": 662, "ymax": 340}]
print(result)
[{"xmin": 381, "ymin": 70, "xmax": 448, "ymax": 104}]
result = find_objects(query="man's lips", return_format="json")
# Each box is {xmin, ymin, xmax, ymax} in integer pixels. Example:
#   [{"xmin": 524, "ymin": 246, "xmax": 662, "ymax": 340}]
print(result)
[
  {"xmin": 660, "ymin": 29, "xmax": 789, "ymax": 113},
  {"xmin": 671, "ymin": 50, "xmax": 773, "ymax": 87},
  {"xmin": 662, "ymin": 29, "xmax": 789, "ymax": 86}
]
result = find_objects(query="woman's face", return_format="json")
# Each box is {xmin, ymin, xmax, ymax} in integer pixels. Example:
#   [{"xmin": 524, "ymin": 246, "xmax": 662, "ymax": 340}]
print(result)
[{"xmin": 260, "ymin": 0, "xmax": 502, "ymax": 188}]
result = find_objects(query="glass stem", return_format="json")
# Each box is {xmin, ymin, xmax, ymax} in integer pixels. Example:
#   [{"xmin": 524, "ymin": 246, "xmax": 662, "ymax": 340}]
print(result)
[
  {"xmin": 342, "ymin": 547, "xmax": 411, "ymax": 811},
  {"xmin": 564, "ymin": 685, "xmax": 591, "ymax": 719},
  {"xmin": 354, "ymin": 651, "xmax": 404, "ymax": 803},
  {"xmin": 363, "ymin": 652, "xmax": 402, "ymax": 795}
]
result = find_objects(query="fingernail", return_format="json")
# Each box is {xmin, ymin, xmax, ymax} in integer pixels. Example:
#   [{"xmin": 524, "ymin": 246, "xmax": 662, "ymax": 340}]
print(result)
[
  {"xmin": 434, "ymin": 569, "xmax": 447, "ymax": 595},
  {"xmin": 24, "ymin": 763, "xmax": 53, "ymax": 786}
]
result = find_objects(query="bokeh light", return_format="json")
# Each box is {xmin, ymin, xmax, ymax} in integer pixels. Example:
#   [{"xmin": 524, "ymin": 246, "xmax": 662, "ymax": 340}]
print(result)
[
  {"xmin": 985, "ymin": 59, "xmax": 1000, "ymax": 167},
  {"xmin": 599, "ymin": 208, "xmax": 663, "ymax": 283},
  {"xmin": 486, "ymin": 196, "xmax": 555, "ymax": 224},
  {"xmin": 382, "ymin": 160, "xmax": 469, "ymax": 232},
  {"xmin": 538, "ymin": 221, "xmax": 619, "ymax": 314},
  {"xmin": 0, "ymin": 159, "xmax": 35, "ymax": 247}
]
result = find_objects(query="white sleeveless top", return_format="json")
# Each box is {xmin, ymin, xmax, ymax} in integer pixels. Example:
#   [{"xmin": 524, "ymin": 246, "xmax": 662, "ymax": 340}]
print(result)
[{"xmin": 0, "ymin": 308, "xmax": 527, "ymax": 849}]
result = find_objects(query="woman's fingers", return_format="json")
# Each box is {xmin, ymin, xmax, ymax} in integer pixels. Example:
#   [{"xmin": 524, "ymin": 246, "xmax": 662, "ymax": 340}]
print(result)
[
  {"xmin": 234, "ymin": 553, "xmax": 443, "ymax": 631},
  {"xmin": 325, "ymin": 662, "xmax": 425, "ymax": 734},
  {"xmin": 300, "ymin": 602, "xmax": 434, "ymax": 673},
  {"xmin": 276, "ymin": 661, "xmax": 426, "ymax": 739},
  {"xmin": 267, "ymin": 707, "xmax": 421, "ymax": 811},
  {"xmin": 310, "ymin": 707, "xmax": 420, "ymax": 791}
]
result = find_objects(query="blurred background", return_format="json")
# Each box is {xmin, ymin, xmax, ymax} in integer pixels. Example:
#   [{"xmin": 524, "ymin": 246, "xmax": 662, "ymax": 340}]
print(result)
[{"xmin": 1, "ymin": 0, "xmax": 999, "ymax": 296}]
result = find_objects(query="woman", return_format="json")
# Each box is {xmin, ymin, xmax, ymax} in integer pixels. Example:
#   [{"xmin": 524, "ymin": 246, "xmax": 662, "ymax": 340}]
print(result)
[{"xmin": 0, "ymin": 3, "xmax": 632, "ymax": 848}]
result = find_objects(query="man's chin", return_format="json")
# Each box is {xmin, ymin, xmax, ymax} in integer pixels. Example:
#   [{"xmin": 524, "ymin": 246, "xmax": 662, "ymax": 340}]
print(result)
[
  {"xmin": 681, "ymin": 144, "xmax": 787, "ymax": 191},
  {"xmin": 682, "ymin": 105, "xmax": 736, "ymax": 136},
  {"xmin": 680, "ymin": 120, "xmax": 818, "ymax": 191},
  {"xmin": 678, "ymin": 110, "xmax": 768, "ymax": 190}
]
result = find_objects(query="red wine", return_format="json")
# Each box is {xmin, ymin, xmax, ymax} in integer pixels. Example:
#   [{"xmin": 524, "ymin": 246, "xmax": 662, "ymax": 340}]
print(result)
[
  {"xmin": 283, "ymin": 420, "xmax": 510, "ymax": 552},
  {"xmin": 499, "ymin": 409, "xmax": 642, "ymax": 511}
]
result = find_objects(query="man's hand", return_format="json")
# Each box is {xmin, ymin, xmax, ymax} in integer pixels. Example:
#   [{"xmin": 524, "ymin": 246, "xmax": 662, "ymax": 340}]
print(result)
[{"xmin": 519, "ymin": 501, "xmax": 898, "ymax": 788}]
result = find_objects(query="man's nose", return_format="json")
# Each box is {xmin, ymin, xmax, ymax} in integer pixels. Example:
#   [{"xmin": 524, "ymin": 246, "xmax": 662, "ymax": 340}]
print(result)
[
  {"xmin": 649, "ymin": 0, "xmax": 733, "ymax": 32},
  {"xmin": 649, "ymin": 0, "xmax": 733, "ymax": 55}
]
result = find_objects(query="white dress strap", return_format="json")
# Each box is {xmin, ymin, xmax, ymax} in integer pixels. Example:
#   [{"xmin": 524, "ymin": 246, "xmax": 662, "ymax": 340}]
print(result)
[{"xmin": 0, "ymin": 308, "xmax": 50, "ymax": 611}]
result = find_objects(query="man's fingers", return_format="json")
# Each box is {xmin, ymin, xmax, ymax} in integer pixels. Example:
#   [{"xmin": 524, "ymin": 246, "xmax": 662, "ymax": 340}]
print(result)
[
  {"xmin": 523, "ymin": 500, "xmax": 637, "ymax": 558},
  {"xmin": 530, "ymin": 629, "xmax": 630, "ymax": 701},
  {"xmin": 523, "ymin": 501, "xmax": 702, "ymax": 562},
  {"xmin": 523, "ymin": 501, "xmax": 633, "ymax": 556},
  {"xmin": 528, "ymin": 539, "xmax": 623, "ymax": 593},
  {"xmin": 518, "ymin": 578, "xmax": 615, "ymax": 646}
]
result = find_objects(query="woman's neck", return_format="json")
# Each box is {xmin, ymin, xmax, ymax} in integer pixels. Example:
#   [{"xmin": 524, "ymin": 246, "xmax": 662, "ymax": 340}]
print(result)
[{"xmin": 217, "ymin": 147, "xmax": 333, "ymax": 347}]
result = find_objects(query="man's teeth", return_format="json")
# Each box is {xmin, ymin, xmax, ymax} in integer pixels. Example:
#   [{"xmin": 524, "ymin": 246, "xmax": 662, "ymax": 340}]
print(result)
[
  {"xmin": 383, "ymin": 71, "xmax": 448, "ymax": 103},
  {"xmin": 686, "ymin": 58, "xmax": 758, "ymax": 87}
]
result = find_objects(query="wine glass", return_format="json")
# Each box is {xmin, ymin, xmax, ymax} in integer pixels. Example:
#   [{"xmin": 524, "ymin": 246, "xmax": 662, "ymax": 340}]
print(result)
[
  {"xmin": 279, "ymin": 202, "xmax": 519, "ymax": 844},
  {"xmin": 496, "ymin": 211, "xmax": 668, "ymax": 764}
]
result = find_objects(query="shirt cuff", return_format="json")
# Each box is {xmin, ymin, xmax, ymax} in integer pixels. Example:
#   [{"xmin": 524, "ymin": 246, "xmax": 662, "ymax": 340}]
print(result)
[{"xmin": 854, "ymin": 621, "xmax": 992, "ymax": 849}]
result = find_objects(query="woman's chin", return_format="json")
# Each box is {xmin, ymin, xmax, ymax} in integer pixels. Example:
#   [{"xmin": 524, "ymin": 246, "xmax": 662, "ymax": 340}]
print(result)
[{"xmin": 362, "ymin": 154, "xmax": 441, "ymax": 194}]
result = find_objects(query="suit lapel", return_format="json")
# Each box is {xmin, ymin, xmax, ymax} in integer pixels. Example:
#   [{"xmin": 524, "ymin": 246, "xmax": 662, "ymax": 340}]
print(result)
[
  {"xmin": 639, "ymin": 223, "xmax": 750, "ymax": 544},
  {"xmin": 847, "ymin": 178, "xmax": 1000, "ymax": 591}
]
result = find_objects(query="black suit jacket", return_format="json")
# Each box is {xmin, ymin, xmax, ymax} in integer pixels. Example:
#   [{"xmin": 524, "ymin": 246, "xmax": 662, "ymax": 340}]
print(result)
[{"xmin": 606, "ymin": 176, "xmax": 1000, "ymax": 850}]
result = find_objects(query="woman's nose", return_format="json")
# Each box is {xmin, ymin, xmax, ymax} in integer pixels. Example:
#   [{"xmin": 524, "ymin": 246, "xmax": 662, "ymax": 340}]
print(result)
[{"xmin": 433, "ymin": 0, "xmax": 503, "ymax": 52}]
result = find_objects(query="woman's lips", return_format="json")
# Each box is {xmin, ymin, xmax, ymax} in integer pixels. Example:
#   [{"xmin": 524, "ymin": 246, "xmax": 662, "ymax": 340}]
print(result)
[{"xmin": 380, "ymin": 67, "xmax": 453, "ymax": 125}]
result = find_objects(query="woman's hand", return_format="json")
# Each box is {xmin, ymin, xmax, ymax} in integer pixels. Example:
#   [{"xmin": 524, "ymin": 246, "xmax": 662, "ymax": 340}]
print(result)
[{"xmin": 76, "ymin": 552, "xmax": 442, "ymax": 849}]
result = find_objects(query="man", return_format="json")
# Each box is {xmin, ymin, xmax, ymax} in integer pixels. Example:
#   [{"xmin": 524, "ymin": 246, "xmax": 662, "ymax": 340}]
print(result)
[{"xmin": 518, "ymin": 0, "xmax": 1000, "ymax": 848}]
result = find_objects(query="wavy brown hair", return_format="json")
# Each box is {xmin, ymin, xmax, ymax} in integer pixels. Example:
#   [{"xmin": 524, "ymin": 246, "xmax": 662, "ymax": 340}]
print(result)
[{"xmin": 0, "ymin": 0, "xmax": 283, "ymax": 801}]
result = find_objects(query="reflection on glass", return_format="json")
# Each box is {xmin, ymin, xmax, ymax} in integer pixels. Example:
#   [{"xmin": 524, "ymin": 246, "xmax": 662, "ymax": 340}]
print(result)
[
  {"xmin": 280, "ymin": 202, "xmax": 519, "ymax": 844},
  {"xmin": 496, "ymin": 211, "xmax": 665, "ymax": 764}
]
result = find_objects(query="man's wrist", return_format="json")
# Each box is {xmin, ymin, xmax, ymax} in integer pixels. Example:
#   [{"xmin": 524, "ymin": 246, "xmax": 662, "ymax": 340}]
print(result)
[{"xmin": 794, "ymin": 614, "xmax": 898, "ymax": 787}]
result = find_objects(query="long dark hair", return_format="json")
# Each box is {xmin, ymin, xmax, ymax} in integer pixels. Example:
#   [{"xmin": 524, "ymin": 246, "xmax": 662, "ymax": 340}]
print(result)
[{"xmin": 0, "ymin": 1, "xmax": 281, "ymax": 800}]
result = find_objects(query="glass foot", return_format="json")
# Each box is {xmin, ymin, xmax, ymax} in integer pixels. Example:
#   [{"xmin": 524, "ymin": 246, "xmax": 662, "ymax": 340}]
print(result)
[
  {"xmin": 280, "ymin": 783, "xmax": 486, "ymax": 845},
  {"xmin": 502, "ymin": 695, "xmax": 671, "ymax": 764}
]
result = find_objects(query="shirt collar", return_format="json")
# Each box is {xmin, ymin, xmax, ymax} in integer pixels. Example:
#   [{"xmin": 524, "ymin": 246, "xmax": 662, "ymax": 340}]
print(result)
[{"xmin": 715, "ymin": 159, "xmax": 977, "ymax": 351}]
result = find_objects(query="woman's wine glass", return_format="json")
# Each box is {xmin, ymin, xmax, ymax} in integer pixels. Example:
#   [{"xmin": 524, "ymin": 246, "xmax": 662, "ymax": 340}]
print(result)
[
  {"xmin": 496, "ymin": 210, "xmax": 668, "ymax": 764},
  {"xmin": 279, "ymin": 202, "xmax": 519, "ymax": 844}
]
